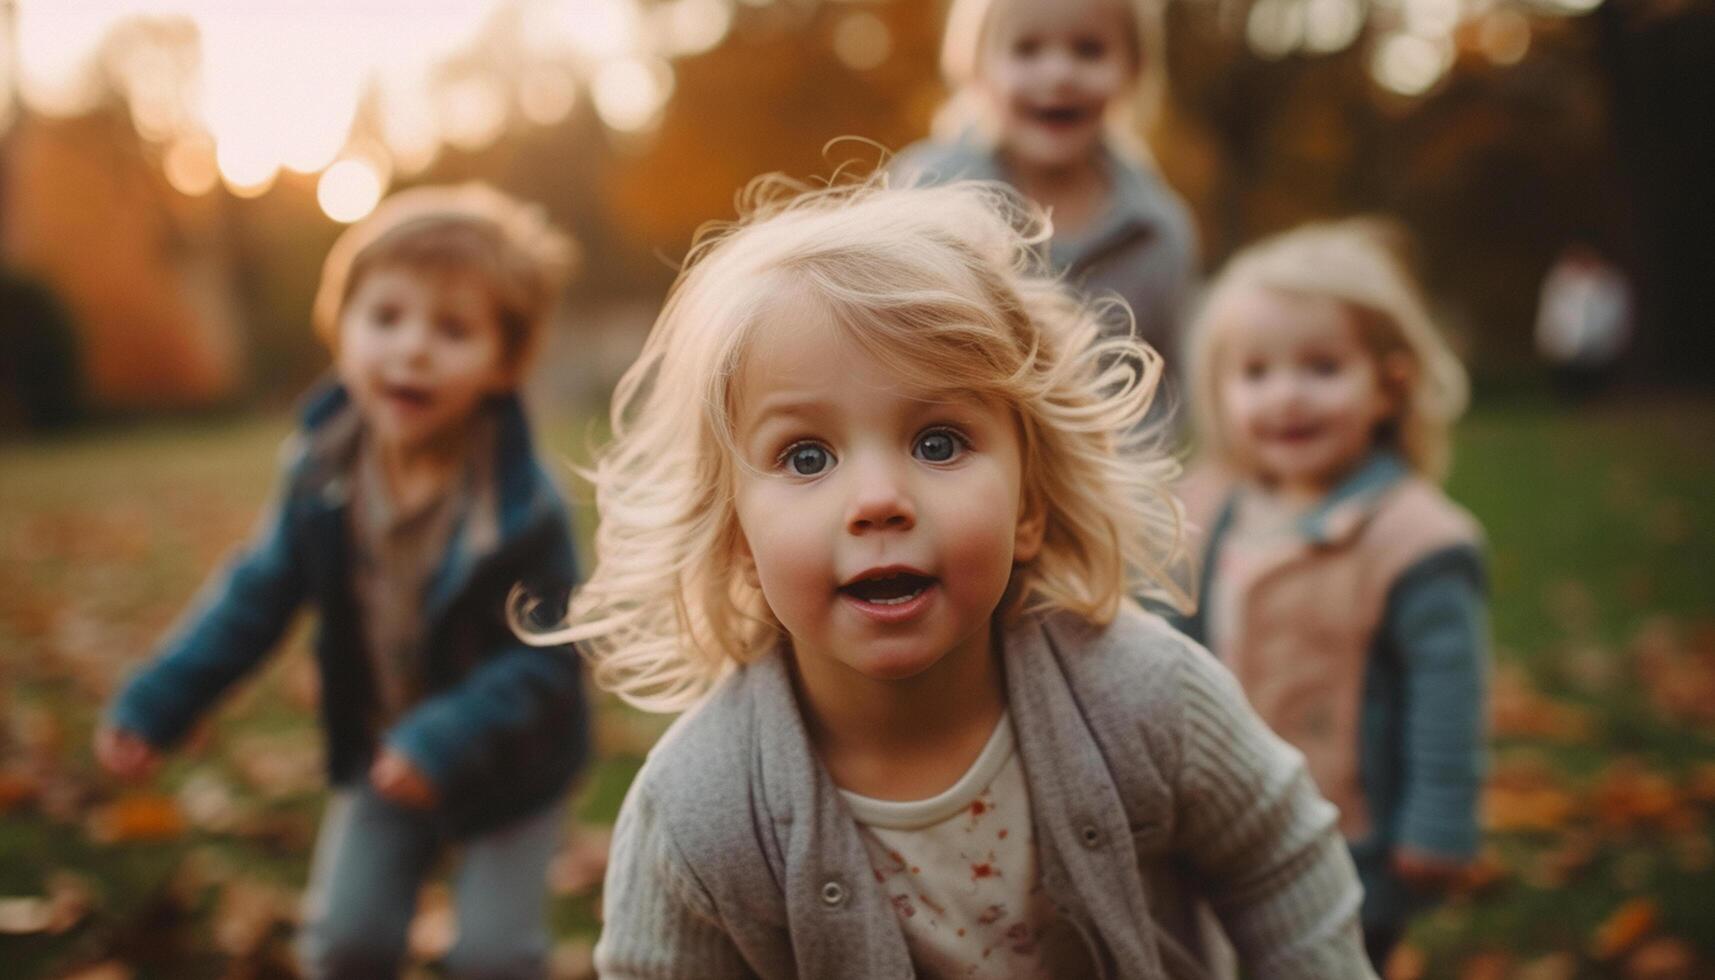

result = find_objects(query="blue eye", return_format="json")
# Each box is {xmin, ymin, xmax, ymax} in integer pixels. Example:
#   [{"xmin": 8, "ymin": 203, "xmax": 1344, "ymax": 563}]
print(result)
[
  {"xmin": 782, "ymin": 442, "xmax": 833, "ymax": 476},
  {"xmin": 914, "ymin": 429, "xmax": 966, "ymax": 463}
]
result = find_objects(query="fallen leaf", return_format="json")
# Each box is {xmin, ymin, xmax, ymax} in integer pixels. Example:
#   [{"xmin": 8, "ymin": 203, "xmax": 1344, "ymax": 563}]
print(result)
[
  {"xmin": 88, "ymin": 793, "xmax": 187, "ymax": 843},
  {"xmin": 0, "ymin": 767, "xmax": 39, "ymax": 812},
  {"xmin": 0, "ymin": 897, "xmax": 53, "ymax": 934},
  {"xmin": 1383, "ymin": 942, "xmax": 1425, "ymax": 980},
  {"xmin": 1489, "ymin": 664, "xmax": 1595, "ymax": 743},
  {"xmin": 176, "ymin": 769, "xmax": 245, "ymax": 832},
  {"xmin": 1515, "ymin": 952, "xmax": 1577, "ymax": 980},
  {"xmin": 0, "ymin": 871, "xmax": 97, "ymax": 936},
  {"xmin": 1592, "ymin": 898, "xmax": 1659, "ymax": 960},
  {"xmin": 211, "ymin": 878, "xmax": 291, "ymax": 957},
  {"xmin": 1484, "ymin": 785, "xmax": 1578, "ymax": 833},
  {"xmin": 1626, "ymin": 937, "xmax": 1697, "ymax": 980},
  {"xmin": 1458, "ymin": 951, "xmax": 1512, "ymax": 980},
  {"xmin": 1589, "ymin": 759, "xmax": 1687, "ymax": 832}
]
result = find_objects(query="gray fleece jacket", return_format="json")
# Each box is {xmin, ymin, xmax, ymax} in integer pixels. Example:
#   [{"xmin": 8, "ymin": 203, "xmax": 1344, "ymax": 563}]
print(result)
[{"xmin": 593, "ymin": 608, "xmax": 1376, "ymax": 979}]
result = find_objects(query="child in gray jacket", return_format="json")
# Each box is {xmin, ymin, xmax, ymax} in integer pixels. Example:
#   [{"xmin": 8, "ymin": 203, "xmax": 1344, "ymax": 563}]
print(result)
[{"xmin": 528, "ymin": 176, "xmax": 1373, "ymax": 978}]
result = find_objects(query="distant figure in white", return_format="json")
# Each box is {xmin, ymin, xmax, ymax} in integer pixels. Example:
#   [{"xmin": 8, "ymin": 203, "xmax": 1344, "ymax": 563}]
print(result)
[{"xmin": 1535, "ymin": 243, "xmax": 1633, "ymax": 400}]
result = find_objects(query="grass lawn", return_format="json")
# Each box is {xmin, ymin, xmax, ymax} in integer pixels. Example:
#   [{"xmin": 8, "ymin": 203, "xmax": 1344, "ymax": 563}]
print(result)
[{"xmin": 1, "ymin": 396, "xmax": 1712, "ymax": 978}]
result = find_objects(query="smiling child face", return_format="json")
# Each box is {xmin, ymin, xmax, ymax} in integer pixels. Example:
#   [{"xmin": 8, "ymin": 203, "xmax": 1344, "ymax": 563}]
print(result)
[
  {"xmin": 979, "ymin": 0, "xmax": 1137, "ymax": 172},
  {"xmin": 1216, "ymin": 287, "xmax": 1398, "ymax": 501},
  {"xmin": 729, "ymin": 296, "xmax": 1043, "ymax": 690}
]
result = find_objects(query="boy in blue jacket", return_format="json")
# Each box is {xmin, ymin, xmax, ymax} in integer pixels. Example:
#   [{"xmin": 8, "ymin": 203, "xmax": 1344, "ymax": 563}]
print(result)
[{"xmin": 95, "ymin": 184, "xmax": 588, "ymax": 979}]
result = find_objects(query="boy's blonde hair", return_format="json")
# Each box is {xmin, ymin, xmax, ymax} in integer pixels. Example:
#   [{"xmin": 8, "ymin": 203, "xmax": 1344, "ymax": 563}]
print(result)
[
  {"xmin": 527, "ymin": 177, "xmax": 1187, "ymax": 712},
  {"xmin": 934, "ymin": 0, "xmax": 1168, "ymax": 154},
  {"xmin": 312, "ymin": 183, "xmax": 576, "ymax": 370},
  {"xmin": 1187, "ymin": 218, "xmax": 1470, "ymax": 482}
]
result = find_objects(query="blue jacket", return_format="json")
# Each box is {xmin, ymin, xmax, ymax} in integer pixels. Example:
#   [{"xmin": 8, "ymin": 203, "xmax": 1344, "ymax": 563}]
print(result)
[{"xmin": 109, "ymin": 381, "xmax": 589, "ymax": 837}]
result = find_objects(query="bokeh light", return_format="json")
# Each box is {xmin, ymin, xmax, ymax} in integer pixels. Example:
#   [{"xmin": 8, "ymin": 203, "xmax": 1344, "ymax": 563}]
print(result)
[
  {"xmin": 317, "ymin": 158, "xmax": 387, "ymax": 224},
  {"xmin": 440, "ymin": 73, "xmax": 510, "ymax": 152},
  {"xmin": 1372, "ymin": 31, "xmax": 1453, "ymax": 95},
  {"xmin": 592, "ymin": 57, "xmax": 674, "ymax": 132},
  {"xmin": 833, "ymin": 12, "xmax": 893, "ymax": 71},
  {"xmin": 215, "ymin": 135, "xmax": 280, "ymax": 195},
  {"xmin": 1247, "ymin": 0, "xmax": 1304, "ymax": 61},
  {"xmin": 1478, "ymin": 9, "xmax": 1533, "ymax": 66},
  {"xmin": 1302, "ymin": 0, "xmax": 1364, "ymax": 54},
  {"xmin": 519, "ymin": 64, "xmax": 580, "ymax": 127},
  {"xmin": 163, "ymin": 133, "xmax": 219, "ymax": 196},
  {"xmin": 1403, "ymin": 0, "xmax": 1461, "ymax": 39},
  {"xmin": 656, "ymin": 0, "xmax": 735, "ymax": 57}
]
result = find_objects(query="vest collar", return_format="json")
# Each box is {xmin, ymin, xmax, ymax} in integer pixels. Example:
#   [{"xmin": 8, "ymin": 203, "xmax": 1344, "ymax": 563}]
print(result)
[{"xmin": 1295, "ymin": 451, "xmax": 1410, "ymax": 547}]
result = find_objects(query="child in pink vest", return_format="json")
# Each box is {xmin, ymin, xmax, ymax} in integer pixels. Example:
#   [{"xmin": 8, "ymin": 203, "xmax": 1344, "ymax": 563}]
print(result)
[{"xmin": 1173, "ymin": 219, "xmax": 1488, "ymax": 970}]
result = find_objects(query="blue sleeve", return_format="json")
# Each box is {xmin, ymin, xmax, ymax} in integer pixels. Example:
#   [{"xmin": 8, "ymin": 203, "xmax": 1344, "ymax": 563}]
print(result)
[
  {"xmin": 1388, "ymin": 545, "xmax": 1488, "ymax": 860},
  {"xmin": 108, "ymin": 484, "xmax": 309, "ymax": 748},
  {"xmin": 385, "ymin": 517, "xmax": 588, "ymax": 789}
]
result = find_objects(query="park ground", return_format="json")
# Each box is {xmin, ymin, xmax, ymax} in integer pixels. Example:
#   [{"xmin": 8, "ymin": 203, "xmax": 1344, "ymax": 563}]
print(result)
[{"xmin": 2, "ymin": 395, "xmax": 1713, "ymax": 979}]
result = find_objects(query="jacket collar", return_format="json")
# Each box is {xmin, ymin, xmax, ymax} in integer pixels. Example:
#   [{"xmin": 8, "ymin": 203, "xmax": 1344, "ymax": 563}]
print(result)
[{"xmin": 292, "ymin": 377, "xmax": 561, "ymax": 621}]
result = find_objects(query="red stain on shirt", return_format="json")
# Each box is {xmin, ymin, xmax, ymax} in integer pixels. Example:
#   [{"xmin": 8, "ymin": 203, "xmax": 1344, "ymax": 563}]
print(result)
[
  {"xmin": 971, "ymin": 862, "xmax": 995, "ymax": 880},
  {"xmin": 997, "ymin": 828, "xmax": 1009, "ymax": 840},
  {"xmin": 970, "ymin": 799, "xmax": 987, "ymax": 817}
]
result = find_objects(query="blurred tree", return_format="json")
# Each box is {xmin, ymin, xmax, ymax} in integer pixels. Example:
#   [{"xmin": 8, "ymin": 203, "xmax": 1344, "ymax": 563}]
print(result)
[{"xmin": 0, "ymin": 269, "xmax": 82, "ymax": 430}]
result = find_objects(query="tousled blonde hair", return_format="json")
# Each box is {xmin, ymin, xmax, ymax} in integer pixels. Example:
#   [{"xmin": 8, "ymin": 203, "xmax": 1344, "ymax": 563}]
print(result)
[
  {"xmin": 1187, "ymin": 218, "xmax": 1470, "ymax": 482},
  {"xmin": 934, "ymin": 0, "xmax": 1168, "ymax": 155},
  {"xmin": 524, "ymin": 176, "xmax": 1188, "ymax": 712},
  {"xmin": 312, "ymin": 182, "xmax": 576, "ymax": 370}
]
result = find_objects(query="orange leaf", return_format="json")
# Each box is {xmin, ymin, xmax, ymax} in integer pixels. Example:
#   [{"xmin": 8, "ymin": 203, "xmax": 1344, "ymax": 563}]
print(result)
[
  {"xmin": 1592, "ymin": 898, "xmax": 1659, "ymax": 960},
  {"xmin": 88, "ymin": 793, "xmax": 187, "ymax": 843},
  {"xmin": 1458, "ymin": 951, "xmax": 1513, "ymax": 980},
  {"xmin": 0, "ymin": 769, "xmax": 39, "ymax": 812},
  {"xmin": 1483, "ymin": 785, "xmax": 1578, "ymax": 833},
  {"xmin": 1383, "ymin": 942, "xmax": 1426, "ymax": 980},
  {"xmin": 1626, "ymin": 937, "xmax": 1697, "ymax": 980}
]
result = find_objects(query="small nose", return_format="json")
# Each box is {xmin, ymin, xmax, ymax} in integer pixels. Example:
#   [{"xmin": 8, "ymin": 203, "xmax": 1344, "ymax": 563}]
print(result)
[
  {"xmin": 394, "ymin": 318, "xmax": 432, "ymax": 358},
  {"xmin": 846, "ymin": 455, "xmax": 915, "ymax": 535}
]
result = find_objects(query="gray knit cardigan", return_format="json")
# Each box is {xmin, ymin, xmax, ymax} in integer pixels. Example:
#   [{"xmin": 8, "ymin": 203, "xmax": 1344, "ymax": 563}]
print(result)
[{"xmin": 593, "ymin": 607, "xmax": 1377, "ymax": 979}]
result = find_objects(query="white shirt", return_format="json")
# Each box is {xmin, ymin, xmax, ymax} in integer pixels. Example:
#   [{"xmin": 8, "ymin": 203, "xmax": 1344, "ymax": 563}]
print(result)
[{"xmin": 839, "ymin": 714, "xmax": 1092, "ymax": 979}]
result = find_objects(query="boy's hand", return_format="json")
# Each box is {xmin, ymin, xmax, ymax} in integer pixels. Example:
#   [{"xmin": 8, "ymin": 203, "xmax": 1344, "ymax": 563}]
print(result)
[
  {"xmin": 1392, "ymin": 847, "xmax": 1470, "ymax": 892},
  {"xmin": 370, "ymin": 749, "xmax": 439, "ymax": 809},
  {"xmin": 94, "ymin": 726, "xmax": 161, "ymax": 781}
]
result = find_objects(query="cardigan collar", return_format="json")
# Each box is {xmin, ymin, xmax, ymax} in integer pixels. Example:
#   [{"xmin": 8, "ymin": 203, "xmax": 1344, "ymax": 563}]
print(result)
[{"xmin": 743, "ymin": 614, "xmax": 1166, "ymax": 978}]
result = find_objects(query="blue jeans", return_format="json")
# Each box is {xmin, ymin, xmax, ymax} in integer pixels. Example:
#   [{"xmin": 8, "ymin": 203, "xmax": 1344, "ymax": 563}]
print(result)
[{"xmin": 296, "ymin": 785, "xmax": 564, "ymax": 980}]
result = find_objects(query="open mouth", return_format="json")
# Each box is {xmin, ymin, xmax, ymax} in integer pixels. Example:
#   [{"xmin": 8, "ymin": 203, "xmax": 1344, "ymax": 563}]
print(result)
[
  {"xmin": 1029, "ymin": 104, "xmax": 1093, "ymax": 128},
  {"xmin": 839, "ymin": 570, "xmax": 937, "ymax": 606},
  {"xmin": 383, "ymin": 383, "xmax": 434, "ymax": 409},
  {"xmin": 1269, "ymin": 424, "xmax": 1322, "ymax": 444}
]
